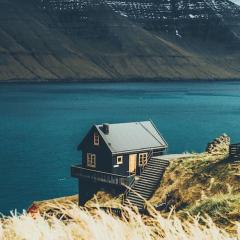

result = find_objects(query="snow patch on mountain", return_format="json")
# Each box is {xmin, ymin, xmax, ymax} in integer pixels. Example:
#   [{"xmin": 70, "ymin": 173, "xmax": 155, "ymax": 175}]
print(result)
[{"xmin": 230, "ymin": 0, "xmax": 240, "ymax": 5}]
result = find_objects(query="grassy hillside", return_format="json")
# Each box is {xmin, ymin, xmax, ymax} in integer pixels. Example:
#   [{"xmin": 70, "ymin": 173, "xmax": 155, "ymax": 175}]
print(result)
[
  {"xmin": 22, "ymin": 140, "xmax": 239, "ymax": 235},
  {"xmin": 0, "ymin": 0, "xmax": 240, "ymax": 81},
  {"xmin": 150, "ymin": 151, "xmax": 240, "ymax": 231},
  {"xmin": 84, "ymin": 137, "xmax": 239, "ymax": 232}
]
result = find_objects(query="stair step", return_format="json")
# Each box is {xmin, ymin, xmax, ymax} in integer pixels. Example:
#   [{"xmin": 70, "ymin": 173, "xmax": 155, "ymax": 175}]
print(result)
[
  {"xmin": 147, "ymin": 158, "xmax": 168, "ymax": 162},
  {"xmin": 142, "ymin": 167, "xmax": 166, "ymax": 174},
  {"xmin": 134, "ymin": 180, "xmax": 157, "ymax": 189},
  {"xmin": 148, "ymin": 161, "xmax": 166, "ymax": 164},
  {"xmin": 133, "ymin": 186, "xmax": 155, "ymax": 193},
  {"xmin": 137, "ymin": 177, "xmax": 160, "ymax": 183},
  {"xmin": 130, "ymin": 187, "xmax": 153, "ymax": 195},
  {"xmin": 136, "ymin": 192, "xmax": 152, "ymax": 199},
  {"xmin": 126, "ymin": 195, "xmax": 144, "ymax": 202},
  {"xmin": 140, "ymin": 175, "xmax": 162, "ymax": 181},
  {"xmin": 137, "ymin": 183, "xmax": 158, "ymax": 189},
  {"xmin": 141, "ymin": 169, "xmax": 164, "ymax": 176},
  {"xmin": 147, "ymin": 162, "xmax": 167, "ymax": 167},
  {"xmin": 152, "ymin": 159, "xmax": 169, "ymax": 163},
  {"xmin": 142, "ymin": 170, "xmax": 163, "ymax": 176},
  {"xmin": 125, "ymin": 198, "xmax": 144, "ymax": 207},
  {"xmin": 128, "ymin": 190, "xmax": 152, "ymax": 198},
  {"xmin": 135, "ymin": 182, "xmax": 158, "ymax": 188},
  {"xmin": 148, "ymin": 159, "xmax": 169, "ymax": 163},
  {"xmin": 137, "ymin": 176, "xmax": 159, "ymax": 182},
  {"xmin": 135, "ymin": 181, "xmax": 158, "ymax": 188},
  {"xmin": 133, "ymin": 182, "xmax": 155, "ymax": 187},
  {"xmin": 148, "ymin": 164, "xmax": 168, "ymax": 169},
  {"xmin": 140, "ymin": 175, "xmax": 162, "ymax": 180},
  {"xmin": 141, "ymin": 173, "xmax": 162, "ymax": 178},
  {"xmin": 126, "ymin": 191, "xmax": 153, "ymax": 203},
  {"xmin": 130, "ymin": 190, "xmax": 153, "ymax": 197},
  {"xmin": 128, "ymin": 188, "xmax": 149, "ymax": 194},
  {"xmin": 123, "ymin": 158, "xmax": 169, "ymax": 209},
  {"xmin": 144, "ymin": 164, "xmax": 167, "ymax": 169},
  {"xmin": 146, "ymin": 162, "xmax": 166, "ymax": 166},
  {"xmin": 143, "ymin": 169, "xmax": 163, "ymax": 174}
]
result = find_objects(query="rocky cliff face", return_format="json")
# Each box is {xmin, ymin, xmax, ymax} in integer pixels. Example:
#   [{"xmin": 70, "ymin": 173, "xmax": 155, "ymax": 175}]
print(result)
[
  {"xmin": 0, "ymin": 0, "xmax": 239, "ymax": 81},
  {"xmin": 41, "ymin": 0, "xmax": 240, "ymax": 46}
]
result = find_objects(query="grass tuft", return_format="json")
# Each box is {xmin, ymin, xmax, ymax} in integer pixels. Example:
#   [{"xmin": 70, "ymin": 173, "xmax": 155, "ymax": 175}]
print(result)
[{"xmin": 0, "ymin": 202, "xmax": 239, "ymax": 240}]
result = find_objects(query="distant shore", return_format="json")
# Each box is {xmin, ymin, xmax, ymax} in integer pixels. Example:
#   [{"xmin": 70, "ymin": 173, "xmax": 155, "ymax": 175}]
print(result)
[{"xmin": 1, "ymin": 77, "xmax": 240, "ymax": 84}]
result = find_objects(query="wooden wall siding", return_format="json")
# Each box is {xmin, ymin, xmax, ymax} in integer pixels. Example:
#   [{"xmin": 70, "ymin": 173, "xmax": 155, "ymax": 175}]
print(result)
[
  {"xmin": 229, "ymin": 143, "xmax": 240, "ymax": 161},
  {"xmin": 112, "ymin": 153, "xmax": 130, "ymax": 176},
  {"xmin": 81, "ymin": 126, "xmax": 112, "ymax": 172},
  {"xmin": 112, "ymin": 148, "xmax": 166, "ymax": 176}
]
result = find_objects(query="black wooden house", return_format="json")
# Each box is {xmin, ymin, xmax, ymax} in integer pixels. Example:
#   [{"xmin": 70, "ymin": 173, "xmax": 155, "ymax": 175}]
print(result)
[{"xmin": 71, "ymin": 121, "xmax": 168, "ymax": 207}]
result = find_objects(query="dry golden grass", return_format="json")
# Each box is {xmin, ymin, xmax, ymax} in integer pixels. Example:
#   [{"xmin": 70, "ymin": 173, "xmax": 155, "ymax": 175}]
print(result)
[
  {"xmin": 27, "ymin": 193, "xmax": 121, "ymax": 216},
  {"xmin": 85, "ymin": 191, "xmax": 122, "ymax": 208},
  {"xmin": 150, "ymin": 152, "xmax": 240, "ymax": 232},
  {"xmin": 0, "ymin": 201, "xmax": 239, "ymax": 240},
  {"xmin": 150, "ymin": 153, "xmax": 239, "ymax": 206}
]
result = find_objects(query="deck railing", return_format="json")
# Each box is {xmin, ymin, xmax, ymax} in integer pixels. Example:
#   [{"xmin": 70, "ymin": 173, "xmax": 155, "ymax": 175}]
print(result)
[{"xmin": 71, "ymin": 165, "xmax": 135, "ymax": 186}]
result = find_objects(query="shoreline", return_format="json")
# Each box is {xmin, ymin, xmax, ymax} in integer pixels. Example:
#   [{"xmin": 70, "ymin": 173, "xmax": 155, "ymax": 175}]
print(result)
[{"xmin": 1, "ymin": 77, "xmax": 240, "ymax": 84}]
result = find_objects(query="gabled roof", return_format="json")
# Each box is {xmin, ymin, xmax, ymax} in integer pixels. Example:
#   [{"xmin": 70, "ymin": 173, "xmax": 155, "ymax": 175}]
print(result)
[{"xmin": 95, "ymin": 121, "xmax": 168, "ymax": 154}]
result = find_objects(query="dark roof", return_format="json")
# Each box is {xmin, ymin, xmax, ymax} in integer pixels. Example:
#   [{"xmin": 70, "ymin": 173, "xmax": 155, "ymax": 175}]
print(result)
[{"xmin": 95, "ymin": 121, "xmax": 167, "ymax": 154}]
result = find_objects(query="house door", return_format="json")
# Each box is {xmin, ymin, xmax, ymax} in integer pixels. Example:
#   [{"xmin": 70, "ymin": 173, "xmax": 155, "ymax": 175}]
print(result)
[{"xmin": 129, "ymin": 154, "xmax": 137, "ymax": 174}]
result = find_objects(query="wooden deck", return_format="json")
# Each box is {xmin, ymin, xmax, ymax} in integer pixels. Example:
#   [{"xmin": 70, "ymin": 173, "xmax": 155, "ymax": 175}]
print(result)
[{"xmin": 71, "ymin": 165, "xmax": 135, "ymax": 186}]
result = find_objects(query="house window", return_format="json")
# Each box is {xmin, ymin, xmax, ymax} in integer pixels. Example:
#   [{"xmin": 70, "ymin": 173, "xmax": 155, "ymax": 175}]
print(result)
[
  {"xmin": 87, "ymin": 153, "xmax": 96, "ymax": 168},
  {"xmin": 117, "ymin": 156, "xmax": 123, "ymax": 165},
  {"xmin": 139, "ymin": 153, "xmax": 148, "ymax": 166},
  {"xmin": 94, "ymin": 133, "xmax": 99, "ymax": 146}
]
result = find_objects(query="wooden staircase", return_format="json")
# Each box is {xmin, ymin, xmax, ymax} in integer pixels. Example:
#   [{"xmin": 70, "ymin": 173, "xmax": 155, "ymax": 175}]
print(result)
[{"xmin": 123, "ymin": 157, "xmax": 170, "ymax": 210}]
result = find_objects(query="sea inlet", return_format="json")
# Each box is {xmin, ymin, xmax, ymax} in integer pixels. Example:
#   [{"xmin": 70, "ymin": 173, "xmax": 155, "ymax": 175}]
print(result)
[{"xmin": 0, "ymin": 81, "xmax": 240, "ymax": 213}]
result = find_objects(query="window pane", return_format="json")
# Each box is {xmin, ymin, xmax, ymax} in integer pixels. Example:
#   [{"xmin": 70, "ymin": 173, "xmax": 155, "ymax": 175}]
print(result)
[
  {"xmin": 117, "ymin": 156, "xmax": 123, "ymax": 164},
  {"xmin": 94, "ymin": 133, "xmax": 99, "ymax": 145}
]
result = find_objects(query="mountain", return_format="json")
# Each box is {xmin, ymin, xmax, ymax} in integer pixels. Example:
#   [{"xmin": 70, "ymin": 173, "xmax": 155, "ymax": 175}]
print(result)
[
  {"xmin": 230, "ymin": 0, "xmax": 240, "ymax": 5},
  {"xmin": 106, "ymin": 0, "xmax": 240, "ymax": 41},
  {"xmin": 0, "ymin": 0, "xmax": 240, "ymax": 82}
]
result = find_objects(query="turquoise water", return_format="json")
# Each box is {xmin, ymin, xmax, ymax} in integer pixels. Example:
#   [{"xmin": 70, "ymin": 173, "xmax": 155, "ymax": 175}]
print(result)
[{"xmin": 0, "ymin": 81, "xmax": 240, "ymax": 214}]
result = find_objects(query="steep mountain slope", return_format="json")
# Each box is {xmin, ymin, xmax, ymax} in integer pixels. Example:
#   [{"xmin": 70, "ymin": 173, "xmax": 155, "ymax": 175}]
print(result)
[
  {"xmin": 0, "ymin": 0, "xmax": 109, "ymax": 81},
  {"xmin": 106, "ymin": 0, "xmax": 240, "ymax": 42},
  {"xmin": 0, "ymin": 0, "xmax": 240, "ymax": 81}
]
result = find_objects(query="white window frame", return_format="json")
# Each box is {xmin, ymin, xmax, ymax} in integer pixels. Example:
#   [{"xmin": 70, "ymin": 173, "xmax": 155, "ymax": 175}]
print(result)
[
  {"xmin": 139, "ymin": 153, "xmax": 148, "ymax": 166},
  {"xmin": 87, "ymin": 153, "xmax": 96, "ymax": 168},
  {"xmin": 117, "ymin": 156, "xmax": 123, "ymax": 165},
  {"xmin": 93, "ymin": 133, "xmax": 99, "ymax": 146}
]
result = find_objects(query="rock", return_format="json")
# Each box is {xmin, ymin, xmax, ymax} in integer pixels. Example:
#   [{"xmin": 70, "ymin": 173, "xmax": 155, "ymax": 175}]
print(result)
[{"xmin": 206, "ymin": 134, "xmax": 230, "ymax": 155}]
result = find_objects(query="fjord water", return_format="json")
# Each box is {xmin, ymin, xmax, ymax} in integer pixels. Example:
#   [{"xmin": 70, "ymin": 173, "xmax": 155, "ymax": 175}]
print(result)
[{"xmin": 0, "ymin": 82, "xmax": 240, "ymax": 214}]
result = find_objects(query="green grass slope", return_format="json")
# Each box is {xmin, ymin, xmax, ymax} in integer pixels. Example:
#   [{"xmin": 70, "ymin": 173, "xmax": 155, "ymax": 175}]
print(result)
[{"xmin": 150, "ymin": 150, "xmax": 240, "ymax": 231}]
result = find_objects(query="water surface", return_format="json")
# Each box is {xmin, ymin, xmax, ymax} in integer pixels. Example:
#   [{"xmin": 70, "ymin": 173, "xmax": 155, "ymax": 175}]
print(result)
[{"xmin": 0, "ymin": 81, "xmax": 240, "ymax": 213}]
